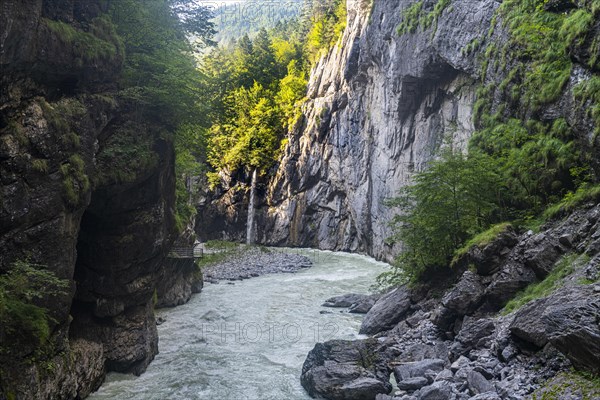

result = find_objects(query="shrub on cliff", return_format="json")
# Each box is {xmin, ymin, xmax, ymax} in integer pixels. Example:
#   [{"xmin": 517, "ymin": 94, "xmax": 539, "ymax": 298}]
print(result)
[
  {"xmin": 383, "ymin": 146, "xmax": 504, "ymax": 284},
  {"xmin": 0, "ymin": 261, "xmax": 69, "ymax": 352}
]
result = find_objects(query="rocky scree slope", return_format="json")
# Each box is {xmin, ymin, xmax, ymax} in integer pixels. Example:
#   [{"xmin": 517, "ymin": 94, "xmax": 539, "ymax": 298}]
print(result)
[
  {"xmin": 301, "ymin": 202, "xmax": 600, "ymax": 400},
  {"xmin": 0, "ymin": 1, "xmax": 191, "ymax": 398}
]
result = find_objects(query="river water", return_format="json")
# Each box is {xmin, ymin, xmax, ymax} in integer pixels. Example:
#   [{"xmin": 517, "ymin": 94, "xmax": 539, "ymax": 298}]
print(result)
[{"xmin": 89, "ymin": 249, "xmax": 389, "ymax": 400}]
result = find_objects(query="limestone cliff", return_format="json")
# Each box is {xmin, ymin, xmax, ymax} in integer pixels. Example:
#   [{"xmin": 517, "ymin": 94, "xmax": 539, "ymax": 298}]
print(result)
[
  {"xmin": 198, "ymin": 0, "xmax": 599, "ymax": 262},
  {"xmin": 0, "ymin": 1, "xmax": 181, "ymax": 398}
]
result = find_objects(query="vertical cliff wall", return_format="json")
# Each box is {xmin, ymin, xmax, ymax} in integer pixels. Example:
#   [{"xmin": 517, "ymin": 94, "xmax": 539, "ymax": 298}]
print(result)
[
  {"xmin": 198, "ymin": 0, "xmax": 499, "ymax": 261},
  {"xmin": 0, "ymin": 1, "xmax": 179, "ymax": 398}
]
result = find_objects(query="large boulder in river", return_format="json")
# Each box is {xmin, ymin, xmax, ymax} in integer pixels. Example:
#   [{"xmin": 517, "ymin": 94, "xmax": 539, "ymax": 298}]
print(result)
[
  {"xmin": 301, "ymin": 339, "xmax": 392, "ymax": 400},
  {"xmin": 360, "ymin": 287, "xmax": 412, "ymax": 335},
  {"xmin": 322, "ymin": 293, "xmax": 381, "ymax": 314}
]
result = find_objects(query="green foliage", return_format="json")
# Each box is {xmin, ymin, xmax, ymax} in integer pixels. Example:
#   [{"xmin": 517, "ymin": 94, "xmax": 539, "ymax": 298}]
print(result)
[
  {"xmin": 503, "ymin": 253, "xmax": 588, "ymax": 314},
  {"xmin": 109, "ymin": 0, "xmax": 213, "ymax": 128},
  {"xmin": 531, "ymin": 370, "xmax": 600, "ymax": 400},
  {"xmin": 211, "ymin": 0, "xmax": 303, "ymax": 46},
  {"xmin": 452, "ymin": 223, "xmax": 512, "ymax": 265},
  {"xmin": 0, "ymin": 261, "xmax": 69, "ymax": 351},
  {"xmin": 174, "ymin": 124, "xmax": 206, "ymax": 231},
  {"xmin": 95, "ymin": 122, "xmax": 158, "ymax": 187},
  {"xmin": 31, "ymin": 159, "xmax": 49, "ymax": 174},
  {"xmin": 60, "ymin": 155, "xmax": 90, "ymax": 207},
  {"xmin": 543, "ymin": 183, "xmax": 600, "ymax": 221},
  {"xmin": 43, "ymin": 15, "xmax": 124, "ymax": 67},
  {"xmin": 397, "ymin": 0, "xmax": 451, "ymax": 36},
  {"xmin": 202, "ymin": 25, "xmax": 307, "ymax": 186},
  {"xmin": 205, "ymin": 240, "xmax": 240, "ymax": 250},
  {"xmin": 382, "ymin": 145, "xmax": 504, "ymax": 284},
  {"xmin": 305, "ymin": 0, "xmax": 347, "ymax": 63},
  {"xmin": 573, "ymin": 76, "xmax": 600, "ymax": 137}
]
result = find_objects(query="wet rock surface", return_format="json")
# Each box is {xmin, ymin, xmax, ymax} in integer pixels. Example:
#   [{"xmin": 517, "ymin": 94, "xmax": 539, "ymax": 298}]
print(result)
[{"xmin": 202, "ymin": 248, "xmax": 312, "ymax": 282}]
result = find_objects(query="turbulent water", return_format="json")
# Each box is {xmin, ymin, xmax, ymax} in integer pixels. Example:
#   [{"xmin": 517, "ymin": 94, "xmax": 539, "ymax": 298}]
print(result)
[{"xmin": 89, "ymin": 249, "xmax": 389, "ymax": 400}]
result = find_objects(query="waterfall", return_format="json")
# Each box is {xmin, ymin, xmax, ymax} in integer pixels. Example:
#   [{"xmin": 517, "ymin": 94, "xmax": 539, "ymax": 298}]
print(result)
[{"xmin": 246, "ymin": 169, "xmax": 257, "ymax": 244}]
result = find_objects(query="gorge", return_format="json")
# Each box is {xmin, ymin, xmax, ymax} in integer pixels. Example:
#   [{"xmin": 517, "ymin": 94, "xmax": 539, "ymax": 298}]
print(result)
[{"xmin": 1, "ymin": 0, "xmax": 600, "ymax": 399}]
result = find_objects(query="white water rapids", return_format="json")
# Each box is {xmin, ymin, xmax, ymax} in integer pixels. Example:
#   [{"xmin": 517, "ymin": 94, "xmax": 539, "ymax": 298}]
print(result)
[{"xmin": 89, "ymin": 249, "xmax": 389, "ymax": 400}]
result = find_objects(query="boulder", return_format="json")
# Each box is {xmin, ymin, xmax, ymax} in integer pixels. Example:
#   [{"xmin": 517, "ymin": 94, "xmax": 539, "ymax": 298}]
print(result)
[
  {"xmin": 360, "ymin": 287, "xmax": 412, "ymax": 335},
  {"xmin": 397, "ymin": 377, "xmax": 430, "ymax": 391},
  {"xmin": 450, "ymin": 317, "xmax": 495, "ymax": 359},
  {"xmin": 323, "ymin": 293, "xmax": 373, "ymax": 308},
  {"xmin": 484, "ymin": 262, "xmax": 536, "ymax": 309},
  {"xmin": 301, "ymin": 339, "xmax": 392, "ymax": 400},
  {"xmin": 544, "ymin": 291, "xmax": 600, "ymax": 374},
  {"xmin": 417, "ymin": 381, "xmax": 452, "ymax": 400},
  {"xmin": 393, "ymin": 359, "xmax": 446, "ymax": 383},
  {"xmin": 454, "ymin": 225, "xmax": 518, "ymax": 275},
  {"xmin": 441, "ymin": 271, "xmax": 485, "ymax": 317},
  {"xmin": 523, "ymin": 235, "xmax": 564, "ymax": 279},
  {"xmin": 467, "ymin": 370, "xmax": 495, "ymax": 395},
  {"xmin": 509, "ymin": 285, "xmax": 600, "ymax": 374},
  {"xmin": 349, "ymin": 295, "xmax": 381, "ymax": 314},
  {"xmin": 509, "ymin": 298, "xmax": 549, "ymax": 348}
]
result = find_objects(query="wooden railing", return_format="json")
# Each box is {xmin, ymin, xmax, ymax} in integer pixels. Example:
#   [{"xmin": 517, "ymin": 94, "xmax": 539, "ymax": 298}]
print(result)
[{"xmin": 167, "ymin": 246, "xmax": 203, "ymax": 259}]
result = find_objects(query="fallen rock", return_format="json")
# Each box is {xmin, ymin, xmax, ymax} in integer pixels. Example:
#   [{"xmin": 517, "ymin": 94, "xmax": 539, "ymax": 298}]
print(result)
[
  {"xmin": 397, "ymin": 377, "xmax": 429, "ymax": 391},
  {"xmin": 467, "ymin": 370, "xmax": 495, "ymax": 395},
  {"xmin": 484, "ymin": 262, "xmax": 536, "ymax": 309},
  {"xmin": 544, "ymin": 290, "xmax": 600, "ymax": 374},
  {"xmin": 417, "ymin": 381, "xmax": 452, "ymax": 400},
  {"xmin": 442, "ymin": 271, "xmax": 485, "ymax": 317},
  {"xmin": 323, "ymin": 293, "xmax": 372, "ymax": 308},
  {"xmin": 454, "ymin": 225, "xmax": 518, "ymax": 276},
  {"xmin": 509, "ymin": 298, "xmax": 549, "ymax": 348},
  {"xmin": 523, "ymin": 235, "xmax": 564, "ymax": 279},
  {"xmin": 393, "ymin": 359, "xmax": 446, "ymax": 383},
  {"xmin": 360, "ymin": 286, "xmax": 412, "ymax": 335},
  {"xmin": 450, "ymin": 317, "xmax": 495, "ymax": 359},
  {"xmin": 349, "ymin": 295, "xmax": 381, "ymax": 314},
  {"xmin": 301, "ymin": 339, "xmax": 392, "ymax": 400}
]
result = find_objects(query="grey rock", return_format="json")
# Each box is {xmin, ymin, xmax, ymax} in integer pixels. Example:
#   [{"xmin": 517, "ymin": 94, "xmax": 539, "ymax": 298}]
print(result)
[
  {"xmin": 453, "ymin": 226, "xmax": 518, "ymax": 275},
  {"xmin": 394, "ymin": 359, "xmax": 446, "ymax": 383},
  {"xmin": 509, "ymin": 299, "xmax": 550, "ymax": 348},
  {"xmin": 360, "ymin": 287, "xmax": 412, "ymax": 335},
  {"xmin": 468, "ymin": 393, "xmax": 501, "ymax": 400},
  {"xmin": 301, "ymin": 339, "xmax": 392, "ymax": 400},
  {"xmin": 523, "ymin": 235, "xmax": 564, "ymax": 279},
  {"xmin": 435, "ymin": 369, "xmax": 454, "ymax": 382},
  {"xmin": 466, "ymin": 371, "xmax": 494, "ymax": 395},
  {"xmin": 349, "ymin": 294, "xmax": 382, "ymax": 314},
  {"xmin": 484, "ymin": 262, "xmax": 536, "ymax": 309},
  {"xmin": 544, "ymin": 290, "xmax": 600, "ymax": 373},
  {"xmin": 323, "ymin": 293, "xmax": 373, "ymax": 308},
  {"xmin": 398, "ymin": 377, "xmax": 430, "ymax": 391},
  {"xmin": 442, "ymin": 271, "xmax": 486, "ymax": 317},
  {"xmin": 450, "ymin": 356, "xmax": 470, "ymax": 372},
  {"xmin": 418, "ymin": 381, "xmax": 453, "ymax": 400},
  {"xmin": 450, "ymin": 318, "xmax": 495, "ymax": 359}
]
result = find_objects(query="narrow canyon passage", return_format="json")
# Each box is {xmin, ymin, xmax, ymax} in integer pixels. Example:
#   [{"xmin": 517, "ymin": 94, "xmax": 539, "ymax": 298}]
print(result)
[{"xmin": 88, "ymin": 250, "xmax": 388, "ymax": 400}]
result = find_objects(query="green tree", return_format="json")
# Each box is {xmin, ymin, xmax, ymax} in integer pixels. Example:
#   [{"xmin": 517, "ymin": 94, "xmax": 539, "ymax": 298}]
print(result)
[{"xmin": 384, "ymin": 146, "xmax": 503, "ymax": 284}]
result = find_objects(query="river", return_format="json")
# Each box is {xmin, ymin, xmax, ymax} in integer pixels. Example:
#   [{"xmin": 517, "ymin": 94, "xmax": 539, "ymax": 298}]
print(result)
[{"xmin": 89, "ymin": 249, "xmax": 389, "ymax": 400}]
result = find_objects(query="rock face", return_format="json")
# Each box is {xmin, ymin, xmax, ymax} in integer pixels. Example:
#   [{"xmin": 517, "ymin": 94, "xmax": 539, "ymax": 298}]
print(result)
[
  {"xmin": 0, "ymin": 1, "xmax": 180, "ymax": 398},
  {"xmin": 198, "ymin": 0, "xmax": 498, "ymax": 261}
]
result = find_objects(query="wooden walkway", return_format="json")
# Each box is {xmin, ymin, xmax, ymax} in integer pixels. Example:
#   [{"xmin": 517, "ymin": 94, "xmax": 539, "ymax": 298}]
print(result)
[{"xmin": 167, "ymin": 246, "xmax": 203, "ymax": 259}]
